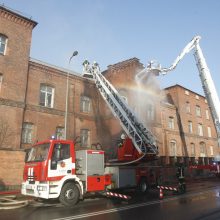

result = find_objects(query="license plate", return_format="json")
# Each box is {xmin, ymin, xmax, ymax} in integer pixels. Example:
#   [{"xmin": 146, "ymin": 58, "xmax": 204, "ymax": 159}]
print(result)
[{"xmin": 26, "ymin": 185, "xmax": 34, "ymax": 190}]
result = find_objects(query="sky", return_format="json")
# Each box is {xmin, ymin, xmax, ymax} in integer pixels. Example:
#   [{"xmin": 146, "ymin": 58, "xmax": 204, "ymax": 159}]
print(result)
[{"xmin": 1, "ymin": 0, "xmax": 220, "ymax": 96}]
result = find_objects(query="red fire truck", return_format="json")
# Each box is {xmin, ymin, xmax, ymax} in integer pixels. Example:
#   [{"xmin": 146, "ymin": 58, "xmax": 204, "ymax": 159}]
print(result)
[{"xmin": 21, "ymin": 61, "xmax": 160, "ymax": 206}]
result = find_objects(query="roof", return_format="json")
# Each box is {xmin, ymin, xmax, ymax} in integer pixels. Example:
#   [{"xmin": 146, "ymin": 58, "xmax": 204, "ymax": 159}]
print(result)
[
  {"xmin": 29, "ymin": 57, "xmax": 81, "ymax": 76},
  {"xmin": 0, "ymin": 4, "xmax": 37, "ymax": 28},
  {"xmin": 164, "ymin": 84, "xmax": 205, "ymax": 99}
]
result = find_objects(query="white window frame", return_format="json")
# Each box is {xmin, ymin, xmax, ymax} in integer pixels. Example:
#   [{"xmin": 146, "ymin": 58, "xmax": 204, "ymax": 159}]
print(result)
[
  {"xmin": 210, "ymin": 146, "xmax": 214, "ymax": 156},
  {"xmin": 198, "ymin": 123, "xmax": 203, "ymax": 136},
  {"xmin": 196, "ymin": 105, "xmax": 201, "ymax": 117},
  {"xmin": 22, "ymin": 123, "xmax": 33, "ymax": 144},
  {"xmin": 40, "ymin": 84, "xmax": 55, "ymax": 108},
  {"xmin": 0, "ymin": 34, "xmax": 7, "ymax": 55},
  {"xmin": 80, "ymin": 129, "xmax": 90, "ymax": 147},
  {"xmin": 186, "ymin": 102, "xmax": 191, "ymax": 113},
  {"xmin": 56, "ymin": 127, "xmax": 65, "ymax": 140},
  {"xmin": 207, "ymin": 126, "xmax": 212, "ymax": 138},
  {"xmin": 205, "ymin": 110, "xmax": 209, "ymax": 120},
  {"xmin": 188, "ymin": 121, "xmax": 193, "ymax": 133},
  {"xmin": 200, "ymin": 142, "xmax": 206, "ymax": 157},
  {"xmin": 170, "ymin": 140, "xmax": 177, "ymax": 157},
  {"xmin": 168, "ymin": 116, "xmax": 174, "ymax": 129},
  {"xmin": 80, "ymin": 96, "xmax": 91, "ymax": 113},
  {"xmin": 191, "ymin": 143, "xmax": 195, "ymax": 157},
  {"xmin": 0, "ymin": 74, "xmax": 3, "ymax": 92}
]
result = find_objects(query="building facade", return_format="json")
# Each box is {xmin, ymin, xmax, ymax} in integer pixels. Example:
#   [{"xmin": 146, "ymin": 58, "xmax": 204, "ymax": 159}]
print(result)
[{"xmin": 0, "ymin": 5, "xmax": 219, "ymax": 169}]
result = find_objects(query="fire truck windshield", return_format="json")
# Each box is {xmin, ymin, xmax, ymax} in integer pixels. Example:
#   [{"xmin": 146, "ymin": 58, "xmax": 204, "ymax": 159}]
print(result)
[{"xmin": 26, "ymin": 143, "xmax": 50, "ymax": 162}]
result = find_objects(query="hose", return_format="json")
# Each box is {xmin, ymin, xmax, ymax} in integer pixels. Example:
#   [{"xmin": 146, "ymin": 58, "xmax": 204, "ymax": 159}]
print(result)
[{"xmin": 0, "ymin": 195, "xmax": 29, "ymax": 210}]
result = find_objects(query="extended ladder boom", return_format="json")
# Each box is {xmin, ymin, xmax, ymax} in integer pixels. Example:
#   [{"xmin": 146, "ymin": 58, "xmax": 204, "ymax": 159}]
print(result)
[
  {"xmin": 145, "ymin": 36, "xmax": 220, "ymax": 140},
  {"xmin": 82, "ymin": 61, "xmax": 158, "ymax": 155}
]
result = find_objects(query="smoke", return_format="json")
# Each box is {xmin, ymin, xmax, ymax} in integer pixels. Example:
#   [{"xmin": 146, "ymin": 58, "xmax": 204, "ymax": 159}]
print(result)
[{"xmin": 129, "ymin": 67, "xmax": 164, "ymax": 129}]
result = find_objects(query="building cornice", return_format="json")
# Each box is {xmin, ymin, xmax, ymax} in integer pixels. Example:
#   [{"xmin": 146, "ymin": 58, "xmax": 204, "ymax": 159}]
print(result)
[
  {"xmin": 0, "ymin": 98, "xmax": 24, "ymax": 108},
  {"xmin": 106, "ymin": 57, "xmax": 144, "ymax": 72},
  {"xmin": 29, "ymin": 58, "xmax": 96, "ymax": 85},
  {"xmin": 0, "ymin": 5, "xmax": 37, "ymax": 29}
]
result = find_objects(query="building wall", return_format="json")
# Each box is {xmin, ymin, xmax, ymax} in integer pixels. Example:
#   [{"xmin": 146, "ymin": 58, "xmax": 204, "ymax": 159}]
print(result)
[
  {"xmin": 0, "ymin": 6, "xmax": 219, "ymax": 187},
  {"xmin": 0, "ymin": 6, "xmax": 37, "ymax": 149},
  {"xmin": 165, "ymin": 85, "xmax": 219, "ymax": 164},
  {"xmin": 0, "ymin": 149, "xmax": 25, "ymax": 187}
]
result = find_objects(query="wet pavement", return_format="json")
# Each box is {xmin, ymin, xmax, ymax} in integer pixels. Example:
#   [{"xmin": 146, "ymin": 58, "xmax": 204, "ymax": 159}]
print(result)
[{"xmin": 1, "ymin": 178, "xmax": 220, "ymax": 220}]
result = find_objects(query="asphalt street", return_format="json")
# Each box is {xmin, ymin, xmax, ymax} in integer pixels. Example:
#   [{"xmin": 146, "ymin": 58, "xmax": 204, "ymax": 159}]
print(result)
[{"xmin": 1, "ymin": 178, "xmax": 220, "ymax": 220}]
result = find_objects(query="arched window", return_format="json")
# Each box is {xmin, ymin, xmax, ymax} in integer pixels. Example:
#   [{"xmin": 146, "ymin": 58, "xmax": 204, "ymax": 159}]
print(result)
[{"xmin": 0, "ymin": 34, "xmax": 7, "ymax": 55}]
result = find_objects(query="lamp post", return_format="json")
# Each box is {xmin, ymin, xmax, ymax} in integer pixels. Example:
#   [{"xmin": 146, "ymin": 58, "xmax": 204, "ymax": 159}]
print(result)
[{"xmin": 64, "ymin": 51, "xmax": 78, "ymax": 139}]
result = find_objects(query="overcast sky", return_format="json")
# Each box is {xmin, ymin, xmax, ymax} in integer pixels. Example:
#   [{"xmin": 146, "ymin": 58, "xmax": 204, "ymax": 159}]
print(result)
[{"xmin": 1, "ymin": 0, "xmax": 220, "ymax": 96}]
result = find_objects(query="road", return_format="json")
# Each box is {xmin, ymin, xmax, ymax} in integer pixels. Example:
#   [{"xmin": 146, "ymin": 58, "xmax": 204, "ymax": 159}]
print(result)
[{"xmin": 1, "ymin": 179, "xmax": 220, "ymax": 220}]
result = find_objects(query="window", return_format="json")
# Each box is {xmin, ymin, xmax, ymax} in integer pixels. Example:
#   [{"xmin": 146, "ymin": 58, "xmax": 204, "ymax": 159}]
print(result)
[
  {"xmin": 0, "ymin": 74, "xmax": 3, "ymax": 92},
  {"xmin": 205, "ymin": 110, "xmax": 209, "ymax": 120},
  {"xmin": 188, "ymin": 121, "xmax": 193, "ymax": 133},
  {"xmin": 210, "ymin": 146, "xmax": 214, "ymax": 156},
  {"xmin": 195, "ymin": 95, "xmax": 199, "ymax": 100},
  {"xmin": 80, "ymin": 96, "xmax": 91, "ymax": 113},
  {"xmin": 22, "ymin": 123, "xmax": 33, "ymax": 144},
  {"xmin": 52, "ymin": 143, "xmax": 70, "ymax": 161},
  {"xmin": 168, "ymin": 116, "xmax": 174, "ymax": 129},
  {"xmin": 200, "ymin": 142, "xmax": 206, "ymax": 156},
  {"xmin": 0, "ymin": 34, "xmax": 7, "ymax": 55},
  {"xmin": 186, "ymin": 101, "xmax": 191, "ymax": 113},
  {"xmin": 146, "ymin": 103, "xmax": 154, "ymax": 120},
  {"xmin": 170, "ymin": 140, "xmax": 177, "ymax": 156},
  {"xmin": 207, "ymin": 126, "xmax": 212, "ymax": 138},
  {"xmin": 40, "ymin": 84, "xmax": 54, "ymax": 108},
  {"xmin": 191, "ymin": 143, "xmax": 195, "ymax": 157},
  {"xmin": 198, "ymin": 123, "xmax": 203, "ymax": 136},
  {"xmin": 56, "ymin": 127, "xmax": 65, "ymax": 140},
  {"xmin": 196, "ymin": 105, "xmax": 201, "ymax": 117},
  {"xmin": 80, "ymin": 129, "xmax": 90, "ymax": 147}
]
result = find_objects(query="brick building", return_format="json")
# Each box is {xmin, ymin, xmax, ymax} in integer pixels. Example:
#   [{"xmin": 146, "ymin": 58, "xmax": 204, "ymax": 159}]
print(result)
[{"xmin": 0, "ymin": 5, "xmax": 219, "ymax": 187}]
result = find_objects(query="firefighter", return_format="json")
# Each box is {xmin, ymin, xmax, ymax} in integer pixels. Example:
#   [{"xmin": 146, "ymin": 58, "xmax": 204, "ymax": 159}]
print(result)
[
  {"xmin": 176, "ymin": 162, "xmax": 186, "ymax": 193},
  {"xmin": 118, "ymin": 133, "xmax": 126, "ymax": 148}
]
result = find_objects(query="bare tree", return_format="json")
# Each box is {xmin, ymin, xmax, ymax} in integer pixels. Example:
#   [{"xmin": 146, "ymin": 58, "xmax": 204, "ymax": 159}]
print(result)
[{"xmin": 0, "ymin": 117, "xmax": 15, "ymax": 148}]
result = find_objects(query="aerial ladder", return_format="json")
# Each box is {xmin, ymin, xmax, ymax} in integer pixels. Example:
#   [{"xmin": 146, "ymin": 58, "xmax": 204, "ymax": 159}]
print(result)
[
  {"xmin": 136, "ymin": 36, "xmax": 220, "ymax": 146},
  {"xmin": 82, "ymin": 60, "xmax": 158, "ymax": 160}
]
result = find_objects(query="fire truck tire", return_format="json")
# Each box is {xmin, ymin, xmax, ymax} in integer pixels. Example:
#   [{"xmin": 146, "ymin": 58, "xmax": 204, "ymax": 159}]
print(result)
[
  {"xmin": 59, "ymin": 182, "xmax": 80, "ymax": 207},
  {"xmin": 137, "ymin": 178, "xmax": 149, "ymax": 194}
]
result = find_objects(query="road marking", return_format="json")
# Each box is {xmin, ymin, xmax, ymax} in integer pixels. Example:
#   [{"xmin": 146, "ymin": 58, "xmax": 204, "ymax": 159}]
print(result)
[{"xmin": 52, "ymin": 188, "xmax": 220, "ymax": 220}]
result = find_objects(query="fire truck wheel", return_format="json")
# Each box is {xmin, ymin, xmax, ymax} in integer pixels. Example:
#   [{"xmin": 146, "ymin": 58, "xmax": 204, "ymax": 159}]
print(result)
[
  {"xmin": 59, "ymin": 182, "xmax": 80, "ymax": 207},
  {"xmin": 137, "ymin": 178, "xmax": 149, "ymax": 194}
]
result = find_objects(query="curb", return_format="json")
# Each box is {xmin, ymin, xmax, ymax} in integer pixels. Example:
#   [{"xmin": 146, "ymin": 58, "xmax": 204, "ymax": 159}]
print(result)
[{"xmin": 0, "ymin": 190, "xmax": 20, "ymax": 196}]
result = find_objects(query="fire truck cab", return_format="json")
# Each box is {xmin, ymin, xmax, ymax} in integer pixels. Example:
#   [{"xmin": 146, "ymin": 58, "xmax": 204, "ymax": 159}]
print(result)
[{"xmin": 21, "ymin": 139, "xmax": 111, "ymax": 206}]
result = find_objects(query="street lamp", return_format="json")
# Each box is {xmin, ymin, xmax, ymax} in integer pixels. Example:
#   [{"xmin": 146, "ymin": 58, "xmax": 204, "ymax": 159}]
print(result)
[{"xmin": 64, "ymin": 51, "xmax": 78, "ymax": 139}]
